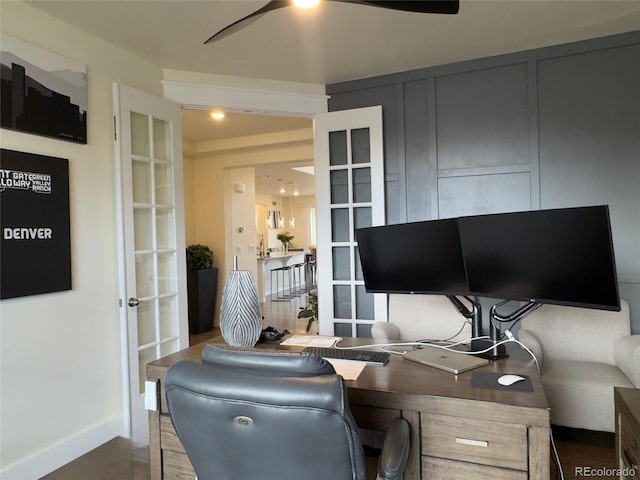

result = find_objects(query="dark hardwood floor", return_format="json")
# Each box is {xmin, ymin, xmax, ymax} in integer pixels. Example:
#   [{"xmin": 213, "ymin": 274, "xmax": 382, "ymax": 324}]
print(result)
[
  {"xmin": 551, "ymin": 427, "xmax": 617, "ymax": 480},
  {"xmin": 42, "ymin": 295, "xmax": 617, "ymax": 480}
]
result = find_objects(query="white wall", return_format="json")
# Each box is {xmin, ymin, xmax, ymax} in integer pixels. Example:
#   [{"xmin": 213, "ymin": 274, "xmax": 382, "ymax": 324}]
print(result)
[
  {"xmin": 0, "ymin": 2, "xmax": 164, "ymax": 478},
  {"xmin": 226, "ymin": 167, "xmax": 258, "ymax": 280}
]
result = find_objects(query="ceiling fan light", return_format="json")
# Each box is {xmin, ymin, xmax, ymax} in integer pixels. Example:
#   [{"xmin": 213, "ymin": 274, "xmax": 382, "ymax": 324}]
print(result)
[{"xmin": 293, "ymin": 0, "xmax": 320, "ymax": 9}]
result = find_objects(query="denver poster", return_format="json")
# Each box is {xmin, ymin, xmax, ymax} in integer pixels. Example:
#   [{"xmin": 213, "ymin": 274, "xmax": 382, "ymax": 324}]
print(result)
[{"xmin": 0, "ymin": 149, "xmax": 71, "ymax": 299}]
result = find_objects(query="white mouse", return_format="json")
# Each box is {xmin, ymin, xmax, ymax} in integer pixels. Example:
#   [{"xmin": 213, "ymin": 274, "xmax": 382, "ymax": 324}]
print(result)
[{"xmin": 498, "ymin": 374, "xmax": 526, "ymax": 386}]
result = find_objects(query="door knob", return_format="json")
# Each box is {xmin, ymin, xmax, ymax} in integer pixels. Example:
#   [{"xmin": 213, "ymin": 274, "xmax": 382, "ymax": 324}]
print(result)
[{"xmin": 128, "ymin": 297, "xmax": 140, "ymax": 307}]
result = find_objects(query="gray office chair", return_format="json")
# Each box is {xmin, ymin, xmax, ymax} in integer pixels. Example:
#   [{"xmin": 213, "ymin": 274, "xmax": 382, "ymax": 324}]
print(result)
[{"xmin": 164, "ymin": 344, "xmax": 410, "ymax": 480}]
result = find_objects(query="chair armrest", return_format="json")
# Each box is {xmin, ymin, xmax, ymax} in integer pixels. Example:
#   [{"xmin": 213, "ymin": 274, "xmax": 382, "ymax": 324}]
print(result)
[
  {"xmin": 377, "ymin": 418, "xmax": 410, "ymax": 480},
  {"xmin": 371, "ymin": 322, "xmax": 401, "ymax": 341},
  {"xmin": 615, "ymin": 335, "xmax": 640, "ymax": 387},
  {"xmin": 517, "ymin": 329, "xmax": 544, "ymax": 369}
]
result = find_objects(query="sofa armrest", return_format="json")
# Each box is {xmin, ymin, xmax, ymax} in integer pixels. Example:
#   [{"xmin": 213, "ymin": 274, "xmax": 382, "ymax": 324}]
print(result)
[
  {"xmin": 517, "ymin": 329, "xmax": 544, "ymax": 369},
  {"xmin": 615, "ymin": 334, "xmax": 640, "ymax": 387},
  {"xmin": 371, "ymin": 322, "xmax": 401, "ymax": 341}
]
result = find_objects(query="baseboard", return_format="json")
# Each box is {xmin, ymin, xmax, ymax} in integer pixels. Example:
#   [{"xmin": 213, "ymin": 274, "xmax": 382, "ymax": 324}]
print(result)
[{"xmin": 0, "ymin": 413, "xmax": 124, "ymax": 480}]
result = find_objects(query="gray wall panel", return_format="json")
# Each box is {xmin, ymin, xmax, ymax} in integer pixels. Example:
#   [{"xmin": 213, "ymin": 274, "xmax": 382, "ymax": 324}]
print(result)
[
  {"xmin": 327, "ymin": 32, "xmax": 640, "ymax": 333},
  {"xmin": 403, "ymin": 79, "xmax": 432, "ymax": 222},
  {"xmin": 438, "ymin": 173, "xmax": 531, "ymax": 219},
  {"xmin": 538, "ymin": 44, "xmax": 640, "ymax": 276},
  {"xmin": 436, "ymin": 64, "xmax": 531, "ymax": 170}
]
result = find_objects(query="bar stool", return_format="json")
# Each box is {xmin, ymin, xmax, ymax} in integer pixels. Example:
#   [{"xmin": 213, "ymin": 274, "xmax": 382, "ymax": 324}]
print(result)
[
  {"xmin": 291, "ymin": 262, "xmax": 306, "ymax": 295},
  {"xmin": 271, "ymin": 265, "xmax": 294, "ymax": 302},
  {"xmin": 304, "ymin": 256, "xmax": 316, "ymax": 292}
]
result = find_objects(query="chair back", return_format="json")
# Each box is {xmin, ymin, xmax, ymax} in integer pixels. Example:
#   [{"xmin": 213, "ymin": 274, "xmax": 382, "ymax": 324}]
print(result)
[{"xmin": 164, "ymin": 345, "xmax": 367, "ymax": 480}]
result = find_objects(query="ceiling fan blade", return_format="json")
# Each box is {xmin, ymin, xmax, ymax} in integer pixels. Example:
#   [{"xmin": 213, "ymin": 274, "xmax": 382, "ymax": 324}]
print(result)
[
  {"xmin": 340, "ymin": 0, "xmax": 459, "ymax": 15},
  {"xmin": 204, "ymin": 0, "xmax": 290, "ymax": 44},
  {"xmin": 204, "ymin": 0, "xmax": 459, "ymax": 44}
]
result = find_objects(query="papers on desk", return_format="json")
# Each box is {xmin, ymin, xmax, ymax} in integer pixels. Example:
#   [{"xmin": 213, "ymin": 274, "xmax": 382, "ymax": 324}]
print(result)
[
  {"xmin": 325, "ymin": 359, "xmax": 368, "ymax": 380},
  {"xmin": 280, "ymin": 335, "xmax": 341, "ymax": 347}
]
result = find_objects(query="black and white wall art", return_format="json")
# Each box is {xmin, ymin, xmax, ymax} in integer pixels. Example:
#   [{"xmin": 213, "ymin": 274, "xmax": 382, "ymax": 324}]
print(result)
[
  {"xmin": 0, "ymin": 33, "xmax": 87, "ymax": 144},
  {"xmin": 0, "ymin": 149, "xmax": 72, "ymax": 299}
]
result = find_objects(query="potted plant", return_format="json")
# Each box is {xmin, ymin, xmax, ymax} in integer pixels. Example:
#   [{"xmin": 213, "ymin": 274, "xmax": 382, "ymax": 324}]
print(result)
[
  {"xmin": 297, "ymin": 292, "xmax": 318, "ymax": 333},
  {"xmin": 186, "ymin": 244, "xmax": 218, "ymax": 334}
]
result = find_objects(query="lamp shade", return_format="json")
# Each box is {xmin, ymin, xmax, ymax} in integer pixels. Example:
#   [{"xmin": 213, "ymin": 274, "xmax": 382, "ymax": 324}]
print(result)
[{"xmin": 219, "ymin": 270, "xmax": 262, "ymax": 347}]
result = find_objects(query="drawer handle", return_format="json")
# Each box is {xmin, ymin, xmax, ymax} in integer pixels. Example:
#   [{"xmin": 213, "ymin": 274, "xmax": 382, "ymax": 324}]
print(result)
[{"xmin": 455, "ymin": 437, "xmax": 489, "ymax": 448}]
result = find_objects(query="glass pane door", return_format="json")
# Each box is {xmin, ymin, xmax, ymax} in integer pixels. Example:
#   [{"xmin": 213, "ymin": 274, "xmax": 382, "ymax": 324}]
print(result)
[
  {"xmin": 114, "ymin": 83, "xmax": 187, "ymax": 445},
  {"xmin": 130, "ymin": 112, "xmax": 181, "ymax": 390},
  {"xmin": 315, "ymin": 107, "xmax": 386, "ymax": 337}
]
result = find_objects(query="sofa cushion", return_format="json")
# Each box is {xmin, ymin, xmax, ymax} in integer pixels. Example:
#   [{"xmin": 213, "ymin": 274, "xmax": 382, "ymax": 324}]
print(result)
[
  {"xmin": 384, "ymin": 294, "xmax": 472, "ymax": 342},
  {"xmin": 520, "ymin": 300, "xmax": 630, "ymax": 366},
  {"xmin": 542, "ymin": 360, "xmax": 633, "ymax": 432}
]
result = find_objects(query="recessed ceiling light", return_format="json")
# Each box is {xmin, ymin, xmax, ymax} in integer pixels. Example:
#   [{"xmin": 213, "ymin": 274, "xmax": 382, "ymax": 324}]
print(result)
[
  {"xmin": 210, "ymin": 110, "xmax": 225, "ymax": 120},
  {"xmin": 294, "ymin": 0, "xmax": 320, "ymax": 9}
]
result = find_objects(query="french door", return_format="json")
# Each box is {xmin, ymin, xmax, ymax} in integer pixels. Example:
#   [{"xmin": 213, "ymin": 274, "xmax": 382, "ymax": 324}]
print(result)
[
  {"xmin": 314, "ymin": 106, "xmax": 387, "ymax": 337},
  {"xmin": 113, "ymin": 83, "xmax": 188, "ymax": 444}
]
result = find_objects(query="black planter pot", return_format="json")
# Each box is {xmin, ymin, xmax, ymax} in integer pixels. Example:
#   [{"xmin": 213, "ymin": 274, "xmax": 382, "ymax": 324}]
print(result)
[{"xmin": 187, "ymin": 268, "xmax": 218, "ymax": 334}]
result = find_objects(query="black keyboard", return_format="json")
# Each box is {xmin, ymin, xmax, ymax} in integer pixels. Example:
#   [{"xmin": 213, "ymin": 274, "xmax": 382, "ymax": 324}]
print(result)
[{"xmin": 303, "ymin": 347, "xmax": 390, "ymax": 365}]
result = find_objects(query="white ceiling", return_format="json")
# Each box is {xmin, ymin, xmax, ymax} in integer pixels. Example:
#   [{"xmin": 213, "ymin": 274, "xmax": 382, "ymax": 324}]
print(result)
[
  {"xmin": 27, "ymin": 1, "xmax": 640, "ymax": 86},
  {"xmin": 25, "ymin": 0, "xmax": 640, "ymax": 197},
  {"xmin": 181, "ymin": 109, "xmax": 314, "ymax": 196},
  {"xmin": 181, "ymin": 109, "xmax": 311, "ymax": 143},
  {"xmin": 254, "ymin": 160, "xmax": 316, "ymax": 198}
]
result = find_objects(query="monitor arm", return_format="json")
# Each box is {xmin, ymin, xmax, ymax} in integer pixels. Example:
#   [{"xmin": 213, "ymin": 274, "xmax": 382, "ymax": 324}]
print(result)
[
  {"xmin": 446, "ymin": 295, "xmax": 499, "ymax": 359},
  {"xmin": 446, "ymin": 295, "xmax": 482, "ymax": 339},
  {"xmin": 486, "ymin": 300, "xmax": 542, "ymax": 360}
]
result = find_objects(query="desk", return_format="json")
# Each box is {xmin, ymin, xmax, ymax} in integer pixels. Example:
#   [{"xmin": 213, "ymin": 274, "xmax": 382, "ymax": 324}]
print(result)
[
  {"xmin": 614, "ymin": 387, "xmax": 640, "ymax": 479},
  {"xmin": 147, "ymin": 339, "xmax": 550, "ymax": 480}
]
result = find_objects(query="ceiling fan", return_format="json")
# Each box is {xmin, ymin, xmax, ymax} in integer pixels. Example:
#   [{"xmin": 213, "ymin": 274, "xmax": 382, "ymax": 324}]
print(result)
[{"xmin": 204, "ymin": 0, "xmax": 460, "ymax": 44}]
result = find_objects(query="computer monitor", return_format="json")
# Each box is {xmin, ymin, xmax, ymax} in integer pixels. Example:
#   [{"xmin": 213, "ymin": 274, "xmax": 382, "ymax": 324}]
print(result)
[
  {"xmin": 356, "ymin": 218, "xmax": 468, "ymax": 295},
  {"xmin": 458, "ymin": 205, "xmax": 620, "ymax": 311}
]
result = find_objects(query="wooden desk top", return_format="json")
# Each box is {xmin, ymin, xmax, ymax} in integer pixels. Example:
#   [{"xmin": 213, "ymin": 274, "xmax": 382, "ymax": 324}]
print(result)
[{"xmin": 147, "ymin": 336, "xmax": 549, "ymax": 425}]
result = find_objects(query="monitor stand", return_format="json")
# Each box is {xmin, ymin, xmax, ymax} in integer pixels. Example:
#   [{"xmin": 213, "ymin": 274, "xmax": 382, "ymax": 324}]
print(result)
[
  {"xmin": 446, "ymin": 295, "xmax": 497, "ymax": 359},
  {"xmin": 446, "ymin": 296, "xmax": 541, "ymax": 361}
]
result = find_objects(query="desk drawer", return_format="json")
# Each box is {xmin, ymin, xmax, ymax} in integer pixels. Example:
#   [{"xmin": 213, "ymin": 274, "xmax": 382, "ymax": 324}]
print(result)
[
  {"xmin": 160, "ymin": 414, "xmax": 185, "ymax": 454},
  {"xmin": 619, "ymin": 419, "xmax": 640, "ymax": 479},
  {"xmin": 163, "ymin": 449, "xmax": 194, "ymax": 480},
  {"xmin": 421, "ymin": 413, "xmax": 527, "ymax": 471},
  {"xmin": 422, "ymin": 456, "xmax": 527, "ymax": 480}
]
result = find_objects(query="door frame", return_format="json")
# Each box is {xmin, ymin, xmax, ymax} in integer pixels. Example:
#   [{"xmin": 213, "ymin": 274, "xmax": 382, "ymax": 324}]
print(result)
[{"xmin": 162, "ymin": 82, "xmax": 328, "ymax": 291}]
